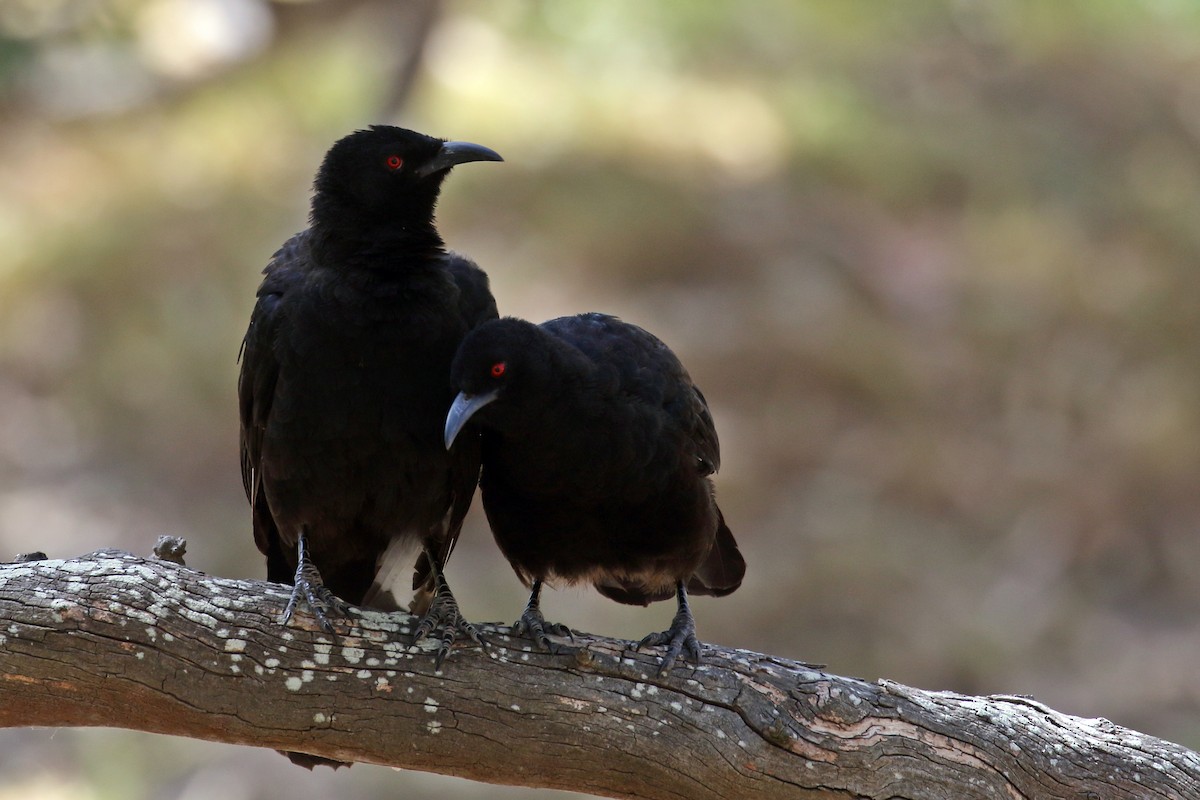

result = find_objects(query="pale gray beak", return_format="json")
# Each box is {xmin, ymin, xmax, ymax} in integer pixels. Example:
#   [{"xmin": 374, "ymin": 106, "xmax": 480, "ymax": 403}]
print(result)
[
  {"xmin": 416, "ymin": 141, "xmax": 503, "ymax": 177},
  {"xmin": 444, "ymin": 389, "xmax": 500, "ymax": 449}
]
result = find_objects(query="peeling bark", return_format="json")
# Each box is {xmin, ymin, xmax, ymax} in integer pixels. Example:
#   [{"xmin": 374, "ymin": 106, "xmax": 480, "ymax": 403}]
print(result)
[{"xmin": 1, "ymin": 551, "xmax": 1197, "ymax": 799}]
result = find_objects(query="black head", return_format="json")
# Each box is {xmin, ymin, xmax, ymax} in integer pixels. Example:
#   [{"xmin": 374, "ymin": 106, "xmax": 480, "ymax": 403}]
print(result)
[
  {"xmin": 310, "ymin": 125, "xmax": 501, "ymax": 240},
  {"xmin": 444, "ymin": 318, "xmax": 549, "ymax": 448}
]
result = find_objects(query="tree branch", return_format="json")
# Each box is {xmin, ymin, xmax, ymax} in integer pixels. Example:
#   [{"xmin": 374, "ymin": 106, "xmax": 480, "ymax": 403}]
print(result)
[{"xmin": 1, "ymin": 551, "xmax": 1197, "ymax": 799}]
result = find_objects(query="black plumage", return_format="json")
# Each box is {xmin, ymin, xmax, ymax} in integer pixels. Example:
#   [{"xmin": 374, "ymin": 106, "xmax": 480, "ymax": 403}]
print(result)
[
  {"xmin": 444, "ymin": 313, "xmax": 745, "ymax": 673},
  {"xmin": 238, "ymin": 126, "xmax": 501, "ymax": 665}
]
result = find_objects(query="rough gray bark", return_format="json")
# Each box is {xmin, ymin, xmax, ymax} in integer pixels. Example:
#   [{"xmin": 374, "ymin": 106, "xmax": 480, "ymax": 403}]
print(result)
[{"xmin": 1, "ymin": 550, "xmax": 1197, "ymax": 799}]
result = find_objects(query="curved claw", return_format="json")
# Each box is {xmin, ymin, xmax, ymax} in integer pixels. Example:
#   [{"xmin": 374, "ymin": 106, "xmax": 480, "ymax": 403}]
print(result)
[
  {"xmin": 281, "ymin": 533, "xmax": 350, "ymax": 632},
  {"xmin": 636, "ymin": 626, "xmax": 702, "ymax": 675},
  {"xmin": 413, "ymin": 588, "xmax": 482, "ymax": 668},
  {"xmin": 635, "ymin": 582, "xmax": 703, "ymax": 675},
  {"xmin": 281, "ymin": 577, "xmax": 350, "ymax": 632},
  {"xmin": 513, "ymin": 607, "xmax": 574, "ymax": 653}
]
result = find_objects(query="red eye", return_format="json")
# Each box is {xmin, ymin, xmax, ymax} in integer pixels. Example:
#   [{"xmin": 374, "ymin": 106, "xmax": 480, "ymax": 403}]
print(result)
[
  {"xmin": 386, "ymin": 155, "xmax": 403, "ymax": 170},
  {"xmin": 490, "ymin": 362, "xmax": 506, "ymax": 378}
]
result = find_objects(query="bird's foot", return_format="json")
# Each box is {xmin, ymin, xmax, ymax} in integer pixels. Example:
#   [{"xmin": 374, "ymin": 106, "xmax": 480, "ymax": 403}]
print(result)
[
  {"xmin": 513, "ymin": 606, "xmax": 574, "ymax": 653},
  {"xmin": 635, "ymin": 610, "xmax": 702, "ymax": 675},
  {"xmin": 280, "ymin": 537, "xmax": 349, "ymax": 633},
  {"xmin": 413, "ymin": 583, "xmax": 481, "ymax": 668},
  {"xmin": 281, "ymin": 569, "xmax": 350, "ymax": 633}
]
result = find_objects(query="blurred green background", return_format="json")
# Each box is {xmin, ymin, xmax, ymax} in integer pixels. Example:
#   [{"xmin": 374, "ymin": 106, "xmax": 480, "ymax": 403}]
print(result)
[{"xmin": 2, "ymin": 0, "xmax": 1199, "ymax": 797}]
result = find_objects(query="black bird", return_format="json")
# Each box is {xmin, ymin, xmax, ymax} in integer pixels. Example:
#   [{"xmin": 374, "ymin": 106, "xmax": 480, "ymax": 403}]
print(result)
[
  {"xmin": 238, "ymin": 125, "xmax": 501, "ymax": 664},
  {"xmin": 444, "ymin": 313, "xmax": 745, "ymax": 674}
]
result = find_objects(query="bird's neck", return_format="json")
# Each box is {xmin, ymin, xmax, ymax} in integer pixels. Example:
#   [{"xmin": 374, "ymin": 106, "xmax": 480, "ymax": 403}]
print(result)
[{"xmin": 309, "ymin": 217, "xmax": 447, "ymax": 271}]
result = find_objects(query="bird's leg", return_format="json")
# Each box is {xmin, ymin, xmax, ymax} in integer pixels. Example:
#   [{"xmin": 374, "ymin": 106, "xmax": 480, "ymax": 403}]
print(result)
[
  {"xmin": 512, "ymin": 579, "xmax": 573, "ymax": 652},
  {"xmin": 635, "ymin": 581, "xmax": 702, "ymax": 675},
  {"xmin": 412, "ymin": 548, "xmax": 482, "ymax": 668},
  {"xmin": 281, "ymin": 528, "xmax": 349, "ymax": 633}
]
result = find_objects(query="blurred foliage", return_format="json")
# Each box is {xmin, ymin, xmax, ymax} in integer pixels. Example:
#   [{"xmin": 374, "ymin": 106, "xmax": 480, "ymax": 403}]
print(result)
[{"xmin": 1, "ymin": 1, "xmax": 1199, "ymax": 798}]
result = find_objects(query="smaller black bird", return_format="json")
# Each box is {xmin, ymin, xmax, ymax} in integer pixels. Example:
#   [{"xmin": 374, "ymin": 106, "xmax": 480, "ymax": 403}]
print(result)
[{"xmin": 444, "ymin": 313, "xmax": 745, "ymax": 674}]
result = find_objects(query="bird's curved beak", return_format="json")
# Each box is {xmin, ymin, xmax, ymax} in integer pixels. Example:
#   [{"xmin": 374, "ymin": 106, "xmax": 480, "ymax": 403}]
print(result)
[
  {"xmin": 416, "ymin": 141, "xmax": 503, "ymax": 178},
  {"xmin": 444, "ymin": 389, "xmax": 500, "ymax": 449}
]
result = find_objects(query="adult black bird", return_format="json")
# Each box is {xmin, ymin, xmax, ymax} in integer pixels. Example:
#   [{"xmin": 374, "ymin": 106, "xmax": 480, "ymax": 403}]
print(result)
[
  {"xmin": 238, "ymin": 126, "xmax": 501, "ymax": 666},
  {"xmin": 444, "ymin": 313, "xmax": 745, "ymax": 674}
]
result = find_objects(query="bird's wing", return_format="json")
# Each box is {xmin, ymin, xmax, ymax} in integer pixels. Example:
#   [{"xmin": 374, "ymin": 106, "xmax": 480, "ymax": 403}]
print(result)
[
  {"xmin": 687, "ymin": 384, "xmax": 721, "ymax": 475},
  {"xmin": 445, "ymin": 252, "xmax": 499, "ymax": 329},
  {"xmin": 409, "ymin": 253, "xmax": 498, "ymax": 593},
  {"xmin": 238, "ymin": 233, "xmax": 307, "ymax": 573},
  {"xmin": 549, "ymin": 313, "xmax": 722, "ymax": 475}
]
